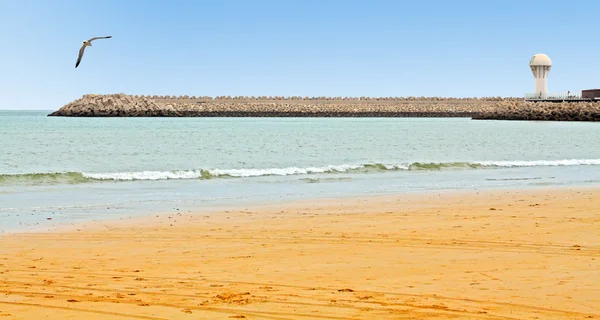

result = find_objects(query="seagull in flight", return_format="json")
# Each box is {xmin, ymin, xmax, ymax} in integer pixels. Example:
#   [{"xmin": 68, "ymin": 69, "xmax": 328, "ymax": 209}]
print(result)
[{"xmin": 75, "ymin": 36, "xmax": 112, "ymax": 68}]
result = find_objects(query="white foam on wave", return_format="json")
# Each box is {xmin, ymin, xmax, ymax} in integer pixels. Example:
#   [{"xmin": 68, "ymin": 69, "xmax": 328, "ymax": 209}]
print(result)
[
  {"xmin": 79, "ymin": 159, "xmax": 600, "ymax": 181},
  {"xmin": 382, "ymin": 164, "xmax": 411, "ymax": 170},
  {"xmin": 82, "ymin": 164, "xmax": 366, "ymax": 181},
  {"xmin": 209, "ymin": 164, "xmax": 363, "ymax": 177},
  {"xmin": 83, "ymin": 170, "xmax": 207, "ymax": 181}
]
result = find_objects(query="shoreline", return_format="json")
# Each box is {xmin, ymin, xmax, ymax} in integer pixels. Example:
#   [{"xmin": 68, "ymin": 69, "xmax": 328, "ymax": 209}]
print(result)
[
  {"xmin": 3, "ymin": 182, "xmax": 598, "ymax": 236},
  {"xmin": 79, "ymin": 183, "xmax": 600, "ymax": 232},
  {"xmin": 1, "ymin": 185, "xmax": 599, "ymax": 319}
]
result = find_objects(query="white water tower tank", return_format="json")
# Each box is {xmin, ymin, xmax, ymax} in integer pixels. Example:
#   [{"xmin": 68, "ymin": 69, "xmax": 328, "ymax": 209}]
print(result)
[{"xmin": 529, "ymin": 53, "xmax": 552, "ymax": 97}]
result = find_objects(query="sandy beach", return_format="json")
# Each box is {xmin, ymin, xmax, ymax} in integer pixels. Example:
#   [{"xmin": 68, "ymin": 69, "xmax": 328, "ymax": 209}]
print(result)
[{"xmin": 1, "ymin": 187, "xmax": 599, "ymax": 319}]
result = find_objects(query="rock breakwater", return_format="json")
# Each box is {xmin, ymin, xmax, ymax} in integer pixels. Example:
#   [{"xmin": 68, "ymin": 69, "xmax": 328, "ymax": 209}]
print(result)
[
  {"xmin": 48, "ymin": 94, "xmax": 179, "ymax": 117},
  {"xmin": 49, "ymin": 94, "xmax": 600, "ymax": 121},
  {"xmin": 473, "ymin": 101, "xmax": 600, "ymax": 122},
  {"xmin": 48, "ymin": 94, "xmax": 499, "ymax": 118}
]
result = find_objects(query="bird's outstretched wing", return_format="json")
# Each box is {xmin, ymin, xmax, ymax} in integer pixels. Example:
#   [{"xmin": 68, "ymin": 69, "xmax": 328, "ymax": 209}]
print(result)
[
  {"xmin": 75, "ymin": 44, "xmax": 87, "ymax": 68},
  {"xmin": 87, "ymin": 36, "xmax": 112, "ymax": 42}
]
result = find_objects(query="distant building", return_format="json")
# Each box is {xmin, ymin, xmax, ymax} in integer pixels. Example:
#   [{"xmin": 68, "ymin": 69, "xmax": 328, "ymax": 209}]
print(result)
[{"xmin": 581, "ymin": 89, "xmax": 600, "ymax": 99}]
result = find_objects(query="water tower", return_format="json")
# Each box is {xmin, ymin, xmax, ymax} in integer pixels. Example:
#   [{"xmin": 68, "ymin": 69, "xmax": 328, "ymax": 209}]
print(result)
[{"xmin": 529, "ymin": 53, "xmax": 552, "ymax": 97}]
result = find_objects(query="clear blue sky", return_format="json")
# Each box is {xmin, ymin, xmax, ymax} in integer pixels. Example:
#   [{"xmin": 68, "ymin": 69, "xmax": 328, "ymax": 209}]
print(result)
[{"xmin": 1, "ymin": 0, "xmax": 598, "ymax": 109}]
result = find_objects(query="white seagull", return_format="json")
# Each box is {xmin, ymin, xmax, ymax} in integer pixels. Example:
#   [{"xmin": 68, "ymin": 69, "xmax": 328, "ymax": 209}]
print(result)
[{"xmin": 75, "ymin": 36, "xmax": 112, "ymax": 68}]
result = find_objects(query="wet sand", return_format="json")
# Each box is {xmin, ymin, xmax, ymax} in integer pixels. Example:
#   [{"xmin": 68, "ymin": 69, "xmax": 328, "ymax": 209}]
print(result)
[{"xmin": 1, "ymin": 187, "xmax": 599, "ymax": 319}]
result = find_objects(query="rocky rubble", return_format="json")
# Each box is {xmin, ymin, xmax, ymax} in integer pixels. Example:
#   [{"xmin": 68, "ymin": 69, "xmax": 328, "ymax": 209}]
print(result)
[
  {"xmin": 48, "ymin": 94, "xmax": 600, "ymax": 121},
  {"xmin": 48, "ymin": 94, "xmax": 497, "ymax": 117},
  {"xmin": 472, "ymin": 101, "xmax": 600, "ymax": 121},
  {"xmin": 48, "ymin": 94, "xmax": 181, "ymax": 117}
]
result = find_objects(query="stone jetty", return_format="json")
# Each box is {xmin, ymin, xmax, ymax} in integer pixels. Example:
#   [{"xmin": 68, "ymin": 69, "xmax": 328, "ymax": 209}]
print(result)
[
  {"xmin": 48, "ymin": 94, "xmax": 600, "ymax": 121},
  {"xmin": 48, "ymin": 94, "xmax": 506, "ymax": 118},
  {"xmin": 48, "ymin": 94, "xmax": 176, "ymax": 117},
  {"xmin": 473, "ymin": 101, "xmax": 600, "ymax": 122}
]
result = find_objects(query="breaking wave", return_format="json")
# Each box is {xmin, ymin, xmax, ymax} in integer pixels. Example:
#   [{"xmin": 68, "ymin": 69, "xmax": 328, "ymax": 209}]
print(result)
[{"xmin": 2, "ymin": 159, "xmax": 600, "ymax": 186}]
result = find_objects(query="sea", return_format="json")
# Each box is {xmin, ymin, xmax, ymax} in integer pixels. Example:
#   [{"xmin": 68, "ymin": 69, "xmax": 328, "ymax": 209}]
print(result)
[{"xmin": 1, "ymin": 110, "xmax": 600, "ymax": 233}]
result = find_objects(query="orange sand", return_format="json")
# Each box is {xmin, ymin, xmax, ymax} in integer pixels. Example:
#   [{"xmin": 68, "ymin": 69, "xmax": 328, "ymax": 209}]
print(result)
[{"xmin": 1, "ymin": 187, "xmax": 599, "ymax": 319}]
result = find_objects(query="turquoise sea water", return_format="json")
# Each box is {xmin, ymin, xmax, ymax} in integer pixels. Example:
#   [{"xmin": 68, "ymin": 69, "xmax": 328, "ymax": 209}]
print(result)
[{"xmin": 1, "ymin": 110, "xmax": 600, "ymax": 233}]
